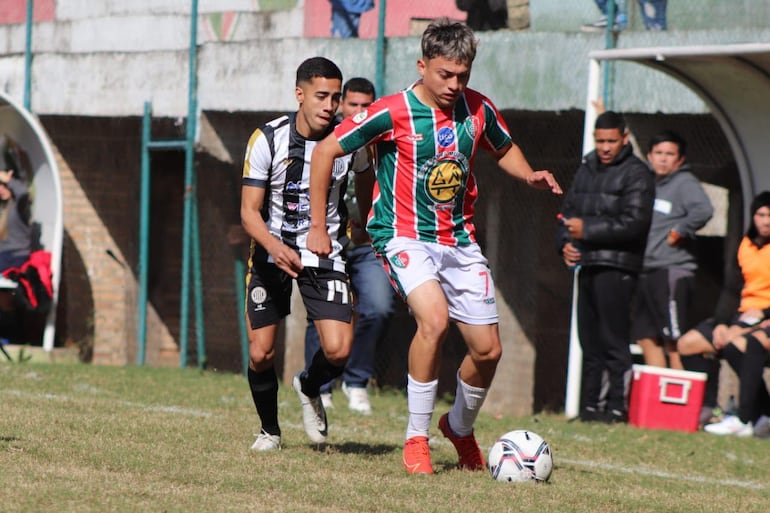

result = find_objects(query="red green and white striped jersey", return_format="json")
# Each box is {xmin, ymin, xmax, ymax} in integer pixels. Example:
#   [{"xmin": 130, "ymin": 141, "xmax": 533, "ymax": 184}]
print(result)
[{"xmin": 334, "ymin": 85, "xmax": 512, "ymax": 251}]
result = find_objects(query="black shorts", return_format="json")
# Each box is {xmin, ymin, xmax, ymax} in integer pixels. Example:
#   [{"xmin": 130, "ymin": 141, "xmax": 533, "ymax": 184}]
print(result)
[
  {"xmin": 630, "ymin": 268, "xmax": 695, "ymax": 343},
  {"xmin": 246, "ymin": 262, "xmax": 353, "ymax": 330},
  {"xmin": 694, "ymin": 312, "xmax": 758, "ymax": 345}
]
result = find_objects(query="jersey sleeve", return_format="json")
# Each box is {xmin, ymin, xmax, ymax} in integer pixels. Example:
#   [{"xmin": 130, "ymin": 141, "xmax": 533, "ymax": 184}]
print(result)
[
  {"xmin": 335, "ymin": 102, "xmax": 394, "ymax": 155},
  {"xmin": 242, "ymin": 128, "xmax": 272, "ymax": 188},
  {"xmin": 480, "ymin": 98, "xmax": 512, "ymax": 152}
]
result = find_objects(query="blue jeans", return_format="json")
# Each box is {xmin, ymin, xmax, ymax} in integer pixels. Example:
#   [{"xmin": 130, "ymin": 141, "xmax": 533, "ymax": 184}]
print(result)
[
  {"xmin": 594, "ymin": 0, "xmax": 667, "ymax": 29},
  {"xmin": 637, "ymin": 0, "xmax": 667, "ymax": 30},
  {"xmin": 304, "ymin": 244, "xmax": 395, "ymax": 392},
  {"xmin": 330, "ymin": 8, "xmax": 362, "ymax": 38}
]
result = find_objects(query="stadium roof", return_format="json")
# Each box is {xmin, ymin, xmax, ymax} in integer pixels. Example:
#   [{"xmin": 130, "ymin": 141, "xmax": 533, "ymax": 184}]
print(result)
[
  {"xmin": 568, "ymin": 44, "xmax": 770, "ymax": 419},
  {"xmin": 588, "ymin": 43, "xmax": 770, "ymax": 212}
]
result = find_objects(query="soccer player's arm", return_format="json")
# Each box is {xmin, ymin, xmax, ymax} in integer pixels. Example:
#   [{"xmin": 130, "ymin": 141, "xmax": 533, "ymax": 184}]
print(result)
[
  {"xmin": 482, "ymin": 102, "xmax": 562, "ymax": 195},
  {"xmin": 494, "ymin": 143, "xmax": 561, "ymax": 194},
  {"xmin": 241, "ymin": 130, "xmax": 302, "ymax": 277},
  {"xmin": 308, "ymin": 133, "xmax": 347, "ymax": 258}
]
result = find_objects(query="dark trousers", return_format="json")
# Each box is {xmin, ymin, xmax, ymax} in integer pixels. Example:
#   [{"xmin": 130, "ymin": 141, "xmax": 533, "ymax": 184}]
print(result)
[{"xmin": 578, "ymin": 266, "xmax": 637, "ymax": 413}]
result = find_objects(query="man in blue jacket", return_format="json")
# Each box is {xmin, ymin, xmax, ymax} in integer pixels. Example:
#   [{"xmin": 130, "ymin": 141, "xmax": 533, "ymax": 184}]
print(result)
[{"xmin": 557, "ymin": 111, "xmax": 655, "ymax": 423}]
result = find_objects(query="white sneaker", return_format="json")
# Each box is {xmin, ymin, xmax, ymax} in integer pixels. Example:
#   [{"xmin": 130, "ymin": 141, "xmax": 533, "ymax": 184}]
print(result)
[
  {"xmin": 320, "ymin": 392, "xmax": 334, "ymax": 409},
  {"xmin": 704, "ymin": 415, "xmax": 753, "ymax": 437},
  {"xmin": 0, "ymin": 275, "xmax": 17, "ymax": 289},
  {"xmin": 250, "ymin": 430, "xmax": 281, "ymax": 451},
  {"xmin": 292, "ymin": 372, "xmax": 328, "ymax": 443},
  {"xmin": 342, "ymin": 382, "xmax": 372, "ymax": 416}
]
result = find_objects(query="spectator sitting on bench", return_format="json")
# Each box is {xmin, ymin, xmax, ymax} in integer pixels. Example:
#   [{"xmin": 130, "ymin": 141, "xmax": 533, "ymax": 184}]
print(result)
[
  {"xmin": 0, "ymin": 168, "xmax": 32, "ymax": 305},
  {"xmin": 677, "ymin": 191, "xmax": 770, "ymax": 430}
]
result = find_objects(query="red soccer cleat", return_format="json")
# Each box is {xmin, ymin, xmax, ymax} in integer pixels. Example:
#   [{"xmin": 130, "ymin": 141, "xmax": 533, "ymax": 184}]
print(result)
[
  {"xmin": 402, "ymin": 436, "xmax": 433, "ymax": 474},
  {"xmin": 438, "ymin": 413, "xmax": 486, "ymax": 471}
]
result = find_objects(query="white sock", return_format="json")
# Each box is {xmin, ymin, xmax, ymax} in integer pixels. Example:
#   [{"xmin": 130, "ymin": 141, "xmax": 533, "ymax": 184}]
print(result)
[
  {"xmin": 448, "ymin": 370, "xmax": 487, "ymax": 437},
  {"xmin": 405, "ymin": 374, "xmax": 438, "ymax": 440}
]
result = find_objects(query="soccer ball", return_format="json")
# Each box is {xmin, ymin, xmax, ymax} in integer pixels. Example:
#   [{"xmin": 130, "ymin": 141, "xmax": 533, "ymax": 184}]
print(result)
[{"xmin": 487, "ymin": 430, "xmax": 553, "ymax": 483}]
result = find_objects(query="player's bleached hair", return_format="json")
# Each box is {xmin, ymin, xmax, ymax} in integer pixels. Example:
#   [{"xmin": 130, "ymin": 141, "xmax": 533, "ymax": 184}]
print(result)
[
  {"xmin": 343, "ymin": 77, "xmax": 376, "ymax": 99},
  {"xmin": 421, "ymin": 18, "xmax": 478, "ymax": 66},
  {"xmin": 296, "ymin": 57, "xmax": 343, "ymax": 86}
]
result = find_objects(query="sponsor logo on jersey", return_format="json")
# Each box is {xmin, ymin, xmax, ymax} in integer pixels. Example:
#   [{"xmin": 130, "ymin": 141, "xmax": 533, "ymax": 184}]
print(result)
[
  {"xmin": 426, "ymin": 161, "xmax": 464, "ymax": 203},
  {"xmin": 353, "ymin": 111, "xmax": 368, "ymax": 123},
  {"xmin": 390, "ymin": 251, "xmax": 410, "ymax": 268},
  {"xmin": 281, "ymin": 158, "xmax": 295, "ymax": 168},
  {"xmin": 250, "ymin": 286, "xmax": 267, "ymax": 310},
  {"xmin": 436, "ymin": 126, "xmax": 456, "ymax": 148},
  {"xmin": 287, "ymin": 202, "xmax": 299, "ymax": 211},
  {"xmin": 286, "ymin": 181, "xmax": 302, "ymax": 192},
  {"xmin": 483, "ymin": 298, "xmax": 496, "ymax": 304},
  {"xmin": 406, "ymin": 133, "xmax": 424, "ymax": 142}
]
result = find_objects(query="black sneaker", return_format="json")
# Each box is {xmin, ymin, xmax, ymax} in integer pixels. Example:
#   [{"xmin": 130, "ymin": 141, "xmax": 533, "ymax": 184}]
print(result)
[
  {"xmin": 604, "ymin": 409, "xmax": 628, "ymax": 424},
  {"xmin": 580, "ymin": 406, "xmax": 603, "ymax": 422}
]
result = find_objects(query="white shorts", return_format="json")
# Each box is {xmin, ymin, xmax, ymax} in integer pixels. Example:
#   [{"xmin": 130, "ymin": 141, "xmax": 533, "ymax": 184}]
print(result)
[{"xmin": 380, "ymin": 237, "xmax": 498, "ymax": 325}]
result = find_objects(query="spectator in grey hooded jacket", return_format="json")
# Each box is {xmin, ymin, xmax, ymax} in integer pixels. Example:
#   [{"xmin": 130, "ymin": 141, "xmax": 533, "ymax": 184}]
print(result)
[{"xmin": 630, "ymin": 131, "xmax": 713, "ymax": 369}]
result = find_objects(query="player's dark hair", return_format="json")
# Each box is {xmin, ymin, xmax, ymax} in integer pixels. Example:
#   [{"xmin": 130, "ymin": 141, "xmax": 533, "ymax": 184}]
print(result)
[
  {"xmin": 421, "ymin": 17, "xmax": 477, "ymax": 65},
  {"xmin": 594, "ymin": 111, "xmax": 626, "ymax": 133},
  {"xmin": 296, "ymin": 57, "xmax": 343, "ymax": 86},
  {"xmin": 343, "ymin": 77, "xmax": 376, "ymax": 99},
  {"xmin": 648, "ymin": 130, "xmax": 687, "ymax": 156}
]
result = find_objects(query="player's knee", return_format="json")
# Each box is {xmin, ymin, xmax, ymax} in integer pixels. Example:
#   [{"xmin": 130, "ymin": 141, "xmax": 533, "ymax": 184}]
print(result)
[
  {"xmin": 249, "ymin": 348, "xmax": 274, "ymax": 370},
  {"xmin": 676, "ymin": 330, "xmax": 703, "ymax": 356},
  {"xmin": 416, "ymin": 317, "xmax": 449, "ymax": 344},
  {"xmin": 477, "ymin": 343, "xmax": 502, "ymax": 365}
]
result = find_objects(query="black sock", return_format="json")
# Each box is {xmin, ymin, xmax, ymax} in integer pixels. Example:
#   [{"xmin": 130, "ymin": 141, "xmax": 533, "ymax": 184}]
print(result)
[
  {"xmin": 681, "ymin": 353, "xmax": 721, "ymax": 408},
  {"xmin": 248, "ymin": 367, "xmax": 280, "ymax": 436},
  {"xmin": 720, "ymin": 343, "xmax": 743, "ymax": 375},
  {"xmin": 739, "ymin": 335, "xmax": 770, "ymax": 423},
  {"xmin": 302, "ymin": 349, "xmax": 345, "ymax": 398}
]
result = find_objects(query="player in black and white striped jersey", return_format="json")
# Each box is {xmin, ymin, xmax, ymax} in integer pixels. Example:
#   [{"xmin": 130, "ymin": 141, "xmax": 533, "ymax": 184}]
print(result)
[{"xmin": 240, "ymin": 57, "xmax": 354, "ymax": 451}]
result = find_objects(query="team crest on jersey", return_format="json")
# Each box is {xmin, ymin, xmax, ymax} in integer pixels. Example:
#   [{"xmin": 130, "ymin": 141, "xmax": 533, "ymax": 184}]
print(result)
[
  {"xmin": 353, "ymin": 111, "xmax": 368, "ymax": 124},
  {"xmin": 436, "ymin": 126, "xmax": 456, "ymax": 148},
  {"xmin": 250, "ymin": 286, "xmax": 267, "ymax": 309},
  {"xmin": 390, "ymin": 251, "xmax": 410, "ymax": 268},
  {"xmin": 463, "ymin": 115, "xmax": 481, "ymax": 140},
  {"xmin": 332, "ymin": 156, "xmax": 349, "ymax": 179}
]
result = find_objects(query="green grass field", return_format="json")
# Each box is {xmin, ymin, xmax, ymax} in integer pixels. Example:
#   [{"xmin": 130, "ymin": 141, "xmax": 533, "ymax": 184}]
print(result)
[{"xmin": 1, "ymin": 362, "xmax": 768, "ymax": 512}]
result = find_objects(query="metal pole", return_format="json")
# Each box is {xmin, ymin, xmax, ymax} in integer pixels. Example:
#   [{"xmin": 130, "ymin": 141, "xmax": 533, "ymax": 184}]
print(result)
[
  {"xmin": 23, "ymin": 0, "xmax": 34, "ymax": 110},
  {"xmin": 375, "ymin": 0, "xmax": 387, "ymax": 96},
  {"xmin": 234, "ymin": 256, "xmax": 249, "ymax": 375},
  {"xmin": 191, "ymin": 195, "xmax": 206, "ymax": 369},
  {"xmin": 565, "ymin": 58, "xmax": 602, "ymax": 418},
  {"xmin": 137, "ymin": 101, "xmax": 153, "ymax": 366},
  {"xmin": 179, "ymin": 0, "xmax": 200, "ymax": 367},
  {"xmin": 602, "ymin": 1, "xmax": 619, "ymax": 109}
]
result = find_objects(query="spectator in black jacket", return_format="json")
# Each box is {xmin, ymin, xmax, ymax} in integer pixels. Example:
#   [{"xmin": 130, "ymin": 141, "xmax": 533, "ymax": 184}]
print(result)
[{"xmin": 557, "ymin": 111, "xmax": 655, "ymax": 423}]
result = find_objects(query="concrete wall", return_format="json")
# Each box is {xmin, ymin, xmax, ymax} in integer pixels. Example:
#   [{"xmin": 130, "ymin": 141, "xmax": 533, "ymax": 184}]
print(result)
[{"xmin": 5, "ymin": 1, "xmax": 770, "ymax": 117}]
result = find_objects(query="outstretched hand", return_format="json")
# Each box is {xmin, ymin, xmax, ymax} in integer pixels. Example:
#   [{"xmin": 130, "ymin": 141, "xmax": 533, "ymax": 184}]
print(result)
[{"xmin": 526, "ymin": 170, "xmax": 562, "ymax": 194}]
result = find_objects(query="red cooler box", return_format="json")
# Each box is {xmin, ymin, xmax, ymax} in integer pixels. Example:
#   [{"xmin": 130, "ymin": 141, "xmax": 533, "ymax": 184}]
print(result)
[{"xmin": 628, "ymin": 364, "xmax": 707, "ymax": 433}]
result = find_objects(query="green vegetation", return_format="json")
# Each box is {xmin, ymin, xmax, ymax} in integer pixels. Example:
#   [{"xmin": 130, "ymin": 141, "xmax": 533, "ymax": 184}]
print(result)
[{"xmin": 1, "ymin": 362, "xmax": 768, "ymax": 512}]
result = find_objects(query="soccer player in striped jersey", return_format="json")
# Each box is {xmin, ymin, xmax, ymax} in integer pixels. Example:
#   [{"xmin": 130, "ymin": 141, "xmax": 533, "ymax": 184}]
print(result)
[
  {"xmin": 308, "ymin": 19, "xmax": 562, "ymax": 473},
  {"xmin": 241, "ymin": 57, "xmax": 354, "ymax": 451}
]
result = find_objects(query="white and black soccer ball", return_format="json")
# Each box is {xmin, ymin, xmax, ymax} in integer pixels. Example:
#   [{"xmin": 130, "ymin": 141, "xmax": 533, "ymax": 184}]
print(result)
[{"xmin": 487, "ymin": 430, "xmax": 553, "ymax": 483}]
